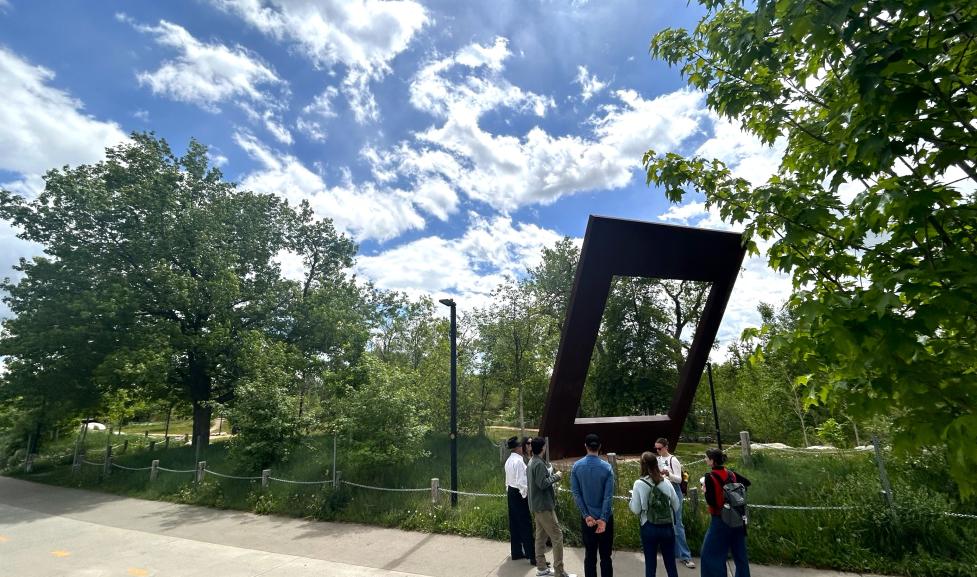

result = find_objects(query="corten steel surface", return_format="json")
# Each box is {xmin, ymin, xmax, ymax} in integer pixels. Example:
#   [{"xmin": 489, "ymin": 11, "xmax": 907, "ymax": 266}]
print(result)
[{"xmin": 539, "ymin": 215, "xmax": 745, "ymax": 459}]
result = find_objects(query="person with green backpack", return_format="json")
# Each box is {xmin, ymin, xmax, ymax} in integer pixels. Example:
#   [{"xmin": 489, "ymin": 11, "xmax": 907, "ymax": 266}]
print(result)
[{"xmin": 629, "ymin": 451, "xmax": 680, "ymax": 577}]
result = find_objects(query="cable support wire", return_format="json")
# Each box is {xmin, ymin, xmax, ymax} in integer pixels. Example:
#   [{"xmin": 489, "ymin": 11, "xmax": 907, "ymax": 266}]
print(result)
[
  {"xmin": 683, "ymin": 441, "xmax": 741, "ymax": 466},
  {"xmin": 156, "ymin": 466, "xmax": 196, "ymax": 474},
  {"xmin": 748, "ymin": 504, "xmax": 853, "ymax": 510},
  {"xmin": 439, "ymin": 488, "xmax": 506, "ymax": 498},
  {"xmin": 204, "ymin": 469, "xmax": 262, "ymax": 481},
  {"xmin": 269, "ymin": 477, "xmax": 333, "ymax": 485},
  {"xmin": 111, "ymin": 463, "xmax": 153, "ymax": 471},
  {"xmin": 342, "ymin": 480, "xmax": 429, "ymax": 492},
  {"xmin": 81, "ymin": 460, "xmax": 103, "ymax": 466},
  {"xmin": 943, "ymin": 511, "xmax": 977, "ymax": 519}
]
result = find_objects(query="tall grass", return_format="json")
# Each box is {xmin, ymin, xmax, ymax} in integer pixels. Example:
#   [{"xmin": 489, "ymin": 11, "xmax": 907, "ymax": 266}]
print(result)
[{"xmin": 6, "ymin": 433, "xmax": 976, "ymax": 577}]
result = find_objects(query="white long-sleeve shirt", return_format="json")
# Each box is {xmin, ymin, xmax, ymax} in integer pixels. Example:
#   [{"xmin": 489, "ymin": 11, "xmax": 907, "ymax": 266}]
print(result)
[
  {"xmin": 504, "ymin": 452, "xmax": 529, "ymax": 498},
  {"xmin": 629, "ymin": 476, "xmax": 680, "ymax": 525},
  {"xmin": 657, "ymin": 453, "xmax": 683, "ymax": 485}
]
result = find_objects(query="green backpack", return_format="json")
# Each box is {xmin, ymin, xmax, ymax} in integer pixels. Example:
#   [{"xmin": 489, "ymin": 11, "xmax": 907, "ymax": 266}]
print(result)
[{"xmin": 641, "ymin": 478, "xmax": 674, "ymax": 525}]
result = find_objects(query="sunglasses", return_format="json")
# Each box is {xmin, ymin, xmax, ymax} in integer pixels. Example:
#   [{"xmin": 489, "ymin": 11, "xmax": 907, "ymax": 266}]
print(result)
[{"xmin": 654, "ymin": 446, "xmax": 664, "ymax": 451}]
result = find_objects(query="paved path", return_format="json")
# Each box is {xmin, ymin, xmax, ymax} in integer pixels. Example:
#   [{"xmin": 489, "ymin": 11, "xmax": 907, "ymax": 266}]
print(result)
[{"xmin": 0, "ymin": 477, "xmax": 886, "ymax": 577}]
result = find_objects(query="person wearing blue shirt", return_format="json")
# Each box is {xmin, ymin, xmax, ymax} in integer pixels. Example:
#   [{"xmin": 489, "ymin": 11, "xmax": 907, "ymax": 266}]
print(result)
[{"xmin": 570, "ymin": 433, "xmax": 615, "ymax": 577}]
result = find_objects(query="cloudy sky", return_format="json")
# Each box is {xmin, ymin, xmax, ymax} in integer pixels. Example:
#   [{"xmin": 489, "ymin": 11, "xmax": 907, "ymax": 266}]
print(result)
[{"xmin": 0, "ymin": 0, "xmax": 791, "ymax": 351}]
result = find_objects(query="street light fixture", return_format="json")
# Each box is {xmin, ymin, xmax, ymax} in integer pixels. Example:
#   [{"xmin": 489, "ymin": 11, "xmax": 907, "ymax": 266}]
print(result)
[{"xmin": 438, "ymin": 297, "xmax": 458, "ymax": 507}]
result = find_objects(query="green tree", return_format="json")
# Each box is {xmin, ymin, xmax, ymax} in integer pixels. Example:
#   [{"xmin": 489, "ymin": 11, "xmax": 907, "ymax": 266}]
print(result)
[
  {"xmin": 474, "ymin": 281, "xmax": 549, "ymax": 435},
  {"xmin": 646, "ymin": 1, "xmax": 977, "ymax": 495},
  {"xmin": 0, "ymin": 134, "xmax": 358, "ymax": 449},
  {"xmin": 221, "ymin": 332, "xmax": 309, "ymax": 469}
]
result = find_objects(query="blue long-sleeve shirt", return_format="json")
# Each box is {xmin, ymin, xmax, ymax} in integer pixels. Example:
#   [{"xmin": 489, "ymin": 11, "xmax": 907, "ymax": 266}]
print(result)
[{"xmin": 570, "ymin": 454, "xmax": 615, "ymax": 521}]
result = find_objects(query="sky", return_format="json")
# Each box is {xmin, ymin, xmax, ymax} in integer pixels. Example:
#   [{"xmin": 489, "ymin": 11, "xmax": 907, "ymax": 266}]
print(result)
[{"xmin": 0, "ymin": 0, "xmax": 792, "ymax": 353}]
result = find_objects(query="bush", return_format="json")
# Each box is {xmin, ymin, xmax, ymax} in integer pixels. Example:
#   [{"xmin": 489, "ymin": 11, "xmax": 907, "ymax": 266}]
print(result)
[
  {"xmin": 334, "ymin": 356, "xmax": 430, "ymax": 467},
  {"xmin": 224, "ymin": 333, "xmax": 308, "ymax": 469}
]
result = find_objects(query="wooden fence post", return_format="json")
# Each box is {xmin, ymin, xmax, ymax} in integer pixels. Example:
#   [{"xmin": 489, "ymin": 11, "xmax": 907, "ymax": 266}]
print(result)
[
  {"xmin": 184, "ymin": 433, "xmax": 189, "ymax": 443},
  {"xmin": 499, "ymin": 440, "xmax": 505, "ymax": 463},
  {"xmin": 149, "ymin": 440, "xmax": 157, "ymax": 452},
  {"xmin": 740, "ymin": 431, "xmax": 752, "ymax": 467},
  {"xmin": 144, "ymin": 431, "xmax": 149, "ymax": 438},
  {"xmin": 164, "ymin": 436, "xmax": 170, "ymax": 449},
  {"xmin": 262, "ymin": 469, "xmax": 271, "ymax": 489},
  {"xmin": 689, "ymin": 486, "xmax": 700, "ymax": 517},
  {"xmin": 431, "ymin": 478, "xmax": 440, "ymax": 504},
  {"xmin": 103, "ymin": 444, "xmax": 112, "ymax": 477},
  {"xmin": 122, "ymin": 440, "xmax": 129, "ymax": 454},
  {"xmin": 194, "ymin": 436, "xmax": 202, "ymax": 466},
  {"xmin": 150, "ymin": 460, "xmax": 159, "ymax": 482},
  {"xmin": 332, "ymin": 435, "xmax": 338, "ymax": 486},
  {"xmin": 196, "ymin": 461, "xmax": 206, "ymax": 484},
  {"xmin": 607, "ymin": 452, "xmax": 619, "ymax": 479}
]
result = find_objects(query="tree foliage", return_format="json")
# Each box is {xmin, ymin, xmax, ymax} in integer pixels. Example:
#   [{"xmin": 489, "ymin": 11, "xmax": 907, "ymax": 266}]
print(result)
[
  {"xmin": 0, "ymin": 134, "xmax": 359, "ymax": 449},
  {"xmin": 646, "ymin": 1, "xmax": 977, "ymax": 495}
]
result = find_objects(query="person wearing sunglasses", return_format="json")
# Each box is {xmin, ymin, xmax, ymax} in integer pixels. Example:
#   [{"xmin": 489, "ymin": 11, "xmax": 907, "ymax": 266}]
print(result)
[{"xmin": 655, "ymin": 438, "xmax": 694, "ymax": 569}]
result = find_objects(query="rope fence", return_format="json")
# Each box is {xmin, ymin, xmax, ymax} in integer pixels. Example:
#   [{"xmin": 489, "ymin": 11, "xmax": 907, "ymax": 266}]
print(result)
[{"xmin": 47, "ymin": 436, "xmax": 977, "ymax": 523}]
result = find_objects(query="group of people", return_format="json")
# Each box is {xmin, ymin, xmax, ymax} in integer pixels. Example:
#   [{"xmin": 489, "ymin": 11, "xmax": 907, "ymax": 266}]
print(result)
[{"xmin": 504, "ymin": 434, "xmax": 750, "ymax": 577}]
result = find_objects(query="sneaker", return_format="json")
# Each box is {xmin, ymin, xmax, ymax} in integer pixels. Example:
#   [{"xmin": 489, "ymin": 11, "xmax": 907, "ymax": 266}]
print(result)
[
  {"xmin": 682, "ymin": 559, "xmax": 696, "ymax": 569},
  {"xmin": 536, "ymin": 569, "xmax": 554, "ymax": 576}
]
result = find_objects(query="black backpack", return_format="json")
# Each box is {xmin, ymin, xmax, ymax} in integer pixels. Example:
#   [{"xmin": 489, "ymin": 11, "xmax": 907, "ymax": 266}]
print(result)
[{"xmin": 711, "ymin": 471, "xmax": 748, "ymax": 528}]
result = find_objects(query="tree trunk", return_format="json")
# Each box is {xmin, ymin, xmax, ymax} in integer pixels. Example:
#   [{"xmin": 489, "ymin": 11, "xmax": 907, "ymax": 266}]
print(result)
[
  {"xmin": 518, "ymin": 386, "xmax": 525, "ymax": 438},
  {"xmin": 164, "ymin": 403, "xmax": 173, "ymax": 439},
  {"xmin": 192, "ymin": 401, "xmax": 212, "ymax": 449},
  {"xmin": 189, "ymin": 351, "xmax": 212, "ymax": 449}
]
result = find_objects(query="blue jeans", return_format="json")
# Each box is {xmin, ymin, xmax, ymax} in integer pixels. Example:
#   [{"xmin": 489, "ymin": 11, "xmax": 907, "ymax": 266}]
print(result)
[
  {"xmin": 671, "ymin": 482, "xmax": 692, "ymax": 561},
  {"xmin": 640, "ymin": 522, "xmax": 678, "ymax": 577},
  {"xmin": 700, "ymin": 516, "xmax": 750, "ymax": 577}
]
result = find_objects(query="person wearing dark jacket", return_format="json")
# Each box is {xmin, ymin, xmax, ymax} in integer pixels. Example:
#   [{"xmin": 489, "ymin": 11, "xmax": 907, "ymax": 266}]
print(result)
[
  {"xmin": 527, "ymin": 437, "xmax": 572, "ymax": 577},
  {"xmin": 700, "ymin": 448, "xmax": 751, "ymax": 577}
]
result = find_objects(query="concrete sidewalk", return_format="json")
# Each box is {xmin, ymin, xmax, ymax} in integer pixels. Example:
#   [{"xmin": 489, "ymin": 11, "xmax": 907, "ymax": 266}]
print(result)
[{"xmin": 0, "ymin": 477, "xmax": 886, "ymax": 577}]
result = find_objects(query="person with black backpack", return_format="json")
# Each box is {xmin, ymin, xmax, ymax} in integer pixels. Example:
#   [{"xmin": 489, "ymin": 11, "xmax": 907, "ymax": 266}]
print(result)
[
  {"xmin": 700, "ymin": 448, "xmax": 751, "ymax": 577},
  {"xmin": 629, "ymin": 451, "xmax": 680, "ymax": 577}
]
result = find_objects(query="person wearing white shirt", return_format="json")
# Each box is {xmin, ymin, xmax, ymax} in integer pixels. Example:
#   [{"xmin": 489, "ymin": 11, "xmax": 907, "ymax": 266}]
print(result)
[
  {"xmin": 655, "ymin": 438, "xmax": 694, "ymax": 569},
  {"xmin": 504, "ymin": 436, "xmax": 535, "ymax": 563}
]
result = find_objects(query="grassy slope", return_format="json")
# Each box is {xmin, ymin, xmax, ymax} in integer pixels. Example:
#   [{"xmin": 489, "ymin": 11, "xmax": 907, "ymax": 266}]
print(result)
[{"xmin": 7, "ymin": 432, "xmax": 976, "ymax": 577}]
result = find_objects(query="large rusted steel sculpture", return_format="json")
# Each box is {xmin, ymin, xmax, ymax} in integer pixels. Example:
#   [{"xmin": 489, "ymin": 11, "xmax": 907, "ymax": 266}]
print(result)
[{"xmin": 539, "ymin": 215, "xmax": 745, "ymax": 459}]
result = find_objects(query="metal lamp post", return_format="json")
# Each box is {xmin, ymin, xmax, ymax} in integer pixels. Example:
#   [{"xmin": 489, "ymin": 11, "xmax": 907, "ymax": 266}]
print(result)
[{"xmin": 438, "ymin": 298, "xmax": 458, "ymax": 507}]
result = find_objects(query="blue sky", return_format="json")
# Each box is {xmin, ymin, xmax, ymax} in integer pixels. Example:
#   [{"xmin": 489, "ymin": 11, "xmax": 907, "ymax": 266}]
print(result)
[{"xmin": 0, "ymin": 0, "xmax": 790, "ymax": 349}]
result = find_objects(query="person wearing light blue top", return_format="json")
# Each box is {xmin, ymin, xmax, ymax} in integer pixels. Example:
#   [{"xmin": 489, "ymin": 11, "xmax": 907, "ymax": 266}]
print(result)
[
  {"xmin": 630, "ymin": 451, "xmax": 681, "ymax": 577},
  {"xmin": 570, "ymin": 433, "xmax": 615, "ymax": 577}
]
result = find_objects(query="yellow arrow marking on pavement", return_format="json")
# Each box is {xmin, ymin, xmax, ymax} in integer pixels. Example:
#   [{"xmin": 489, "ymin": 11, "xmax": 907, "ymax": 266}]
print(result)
[
  {"xmin": 51, "ymin": 550, "xmax": 71, "ymax": 558},
  {"xmin": 127, "ymin": 568, "xmax": 149, "ymax": 576}
]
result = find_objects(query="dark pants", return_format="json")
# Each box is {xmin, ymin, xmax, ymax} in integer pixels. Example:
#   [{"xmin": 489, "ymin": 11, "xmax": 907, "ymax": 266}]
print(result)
[
  {"xmin": 700, "ymin": 516, "xmax": 750, "ymax": 577},
  {"xmin": 640, "ymin": 522, "xmax": 677, "ymax": 577},
  {"xmin": 507, "ymin": 487, "xmax": 535, "ymax": 560},
  {"xmin": 580, "ymin": 515, "xmax": 614, "ymax": 577}
]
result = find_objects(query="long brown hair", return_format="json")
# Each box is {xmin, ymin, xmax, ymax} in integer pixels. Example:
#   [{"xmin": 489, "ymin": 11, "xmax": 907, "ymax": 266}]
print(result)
[{"xmin": 640, "ymin": 451, "xmax": 663, "ymax": 483}]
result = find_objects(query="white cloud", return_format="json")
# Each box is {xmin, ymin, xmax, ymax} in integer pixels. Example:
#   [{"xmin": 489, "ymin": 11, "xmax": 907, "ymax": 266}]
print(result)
[
  {"xmin": 135, "ymin": 20, "xmax": 283, "ymax": 111},
  {"xmin": 349, "ymin": 37, "xmax": 712, "ymax": 213},
  {"xmin": 212, "ymin": 0, "xmax": 428, "ymax": 123},
  {"xmin": 234, "ymin": 132, "xmax": 425, "ymax": 242},
  {"xmin": 0, "ymin": 47, "xmax": 127, "ymax": 178},
  {"xmin": 694, "ymin": 117, "xmax": 785, "ymax": 186},
  {"xmin": 575, "ymin": 65, "xmax": 606, "ymax": 102},
  {"xmin": 355, "ymin": 213, "xmax": 563, "ymax": 309},
  {"xmin": 409, "ymin": 37, "xmax": 553, "ymax": 120}
]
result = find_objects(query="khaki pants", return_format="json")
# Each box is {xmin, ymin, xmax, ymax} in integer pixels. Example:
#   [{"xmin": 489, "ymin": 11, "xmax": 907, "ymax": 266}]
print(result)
[{"xmin": 534, "ymin": 509, "xmax": 564, "ymax": 574}]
